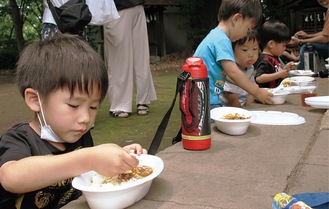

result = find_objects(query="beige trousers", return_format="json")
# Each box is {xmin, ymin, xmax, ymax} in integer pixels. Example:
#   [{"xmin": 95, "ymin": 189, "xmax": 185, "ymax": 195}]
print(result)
[{"xmin": 103, "ymin": 5, "xmax": 157, "ymax": 113}]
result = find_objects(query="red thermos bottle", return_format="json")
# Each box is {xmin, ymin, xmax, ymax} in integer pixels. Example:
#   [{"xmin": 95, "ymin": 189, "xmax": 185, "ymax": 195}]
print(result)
[{"xmin": 180, "ymin": 56, "xmax": 211, "ymax": 150}]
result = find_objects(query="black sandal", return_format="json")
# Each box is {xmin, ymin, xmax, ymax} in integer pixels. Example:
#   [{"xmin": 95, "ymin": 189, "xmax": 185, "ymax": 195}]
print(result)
[
  {"xmin": 110, "ymin": 111, "xmax": 129, "ymax": 118},
  {"xmin": 137, "ymin": 104, "xmax": 149, "ymax": 116}
]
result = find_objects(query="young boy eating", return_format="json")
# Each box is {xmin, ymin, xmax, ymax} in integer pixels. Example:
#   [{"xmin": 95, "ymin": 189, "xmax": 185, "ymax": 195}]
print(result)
[{"xmin": 0, "ymin": 34, "xmax": 146, "ymax": 208}]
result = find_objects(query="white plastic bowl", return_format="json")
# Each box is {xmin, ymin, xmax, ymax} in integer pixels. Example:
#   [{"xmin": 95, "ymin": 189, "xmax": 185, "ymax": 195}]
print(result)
[
  {"xmin": 210, "ymin": 107, "xmax": 252, "ymax": 135},
  {"xmin": 271, "ymin": 90, "xmax": 290, "ymax": 104},
  {"xmin": 72, "ymin": 154, "xmax": 164, "ymax": 209},
  {"xmin": 290, "ymin": 76, "xmax": 314, "ymax": 85}
]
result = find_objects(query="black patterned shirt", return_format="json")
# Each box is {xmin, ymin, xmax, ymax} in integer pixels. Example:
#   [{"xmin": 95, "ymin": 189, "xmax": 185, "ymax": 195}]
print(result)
[{"xmin": 0, "ymin": 123, "xmax": 94, "ymax": 209}]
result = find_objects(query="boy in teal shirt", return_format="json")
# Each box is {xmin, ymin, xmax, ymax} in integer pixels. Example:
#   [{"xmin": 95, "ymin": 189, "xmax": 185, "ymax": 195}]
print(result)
[{"xmin": 194, "ymin": 0, "xmax": 273, "ymax": 108}]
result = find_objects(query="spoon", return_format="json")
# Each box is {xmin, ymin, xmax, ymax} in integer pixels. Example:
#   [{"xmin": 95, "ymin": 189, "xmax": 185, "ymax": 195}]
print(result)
[
  {"xmin": 129, "ymin": 150, "xmax": 140, "ymax": 160},
  {"xmin": 270, "ymin": 78, "xmax": 289, "ymax": 94}
]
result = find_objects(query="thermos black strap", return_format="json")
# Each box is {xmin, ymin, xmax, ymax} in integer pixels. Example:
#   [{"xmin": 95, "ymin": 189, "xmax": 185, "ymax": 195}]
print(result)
[
  {"xmin": 172, "ymin": 128, "xmax": 182, "ymax": 145},
  {"xmin": 148, "ymin": 71, "xmax": 190, "ymax": 155}
]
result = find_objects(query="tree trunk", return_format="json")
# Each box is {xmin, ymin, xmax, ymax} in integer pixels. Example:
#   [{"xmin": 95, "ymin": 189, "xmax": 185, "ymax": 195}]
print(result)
[{"xmin": 9, "ymin": 0, "xmax": 25, "ymax": 53}]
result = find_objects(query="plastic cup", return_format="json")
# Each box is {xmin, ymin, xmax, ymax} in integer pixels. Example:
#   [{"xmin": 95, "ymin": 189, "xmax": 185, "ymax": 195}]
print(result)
[{"xmin": 300, "ymin": 81, "xmax": 317, "ymax": 107}]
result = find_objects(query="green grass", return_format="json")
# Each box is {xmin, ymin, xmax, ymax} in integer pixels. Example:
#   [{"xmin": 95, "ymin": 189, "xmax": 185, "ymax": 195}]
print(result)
[
  {"xmin": 91, "ymin": 70, "xmax": 182, "ymax": 153},
  {"xmin": 0, "ymin": 69, "xmax": 183, "ymax": 153}
]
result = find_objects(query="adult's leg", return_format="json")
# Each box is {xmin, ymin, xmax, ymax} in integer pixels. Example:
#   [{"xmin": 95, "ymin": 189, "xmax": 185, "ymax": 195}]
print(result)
[
  {"xmin": 132, "ymin": 5, "xmax": 157, "ymax": 107},
  {"xmin": 103, "ymin": 8, "xmax": 135, "ymax": 113},
  {"xmin": 311, "ymin": 42, "xmax": 329, "ymax": 61}
]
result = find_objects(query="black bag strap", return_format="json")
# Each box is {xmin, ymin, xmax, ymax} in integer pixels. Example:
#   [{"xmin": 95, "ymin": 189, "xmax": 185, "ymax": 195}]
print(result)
[
  {"xmin": 46, "ymin": 0, "xmax": 61, "ymax": 28},
  {"xmin": 148, "ymin": 71, "xmax": 190, "ymax": 155}
]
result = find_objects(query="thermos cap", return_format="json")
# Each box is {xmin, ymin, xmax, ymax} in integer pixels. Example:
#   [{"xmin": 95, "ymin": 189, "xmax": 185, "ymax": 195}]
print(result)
[{"xmin": 182, "ymin": 56, "xmax": 208, "ymax": 78}]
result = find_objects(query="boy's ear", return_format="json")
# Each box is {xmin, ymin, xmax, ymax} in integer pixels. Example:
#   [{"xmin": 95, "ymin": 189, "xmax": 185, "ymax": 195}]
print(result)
[
  {"xmin": 268, "ymin": 40, "xmax": 276, "ymax": 48},
  {"xmin": 24, "ymin": 88, "xmax": 40, "ymax": 112},
  {"xmin": 232, "ymin": 13, "xmax": 242, "ymax": 23}
]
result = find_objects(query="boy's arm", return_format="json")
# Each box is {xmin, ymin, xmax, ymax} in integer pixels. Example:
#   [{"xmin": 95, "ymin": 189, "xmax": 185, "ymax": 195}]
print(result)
[
  {"xmin": 221, "ymin": 60, "xmax": 272, "ymax": 104},
  {"xmin": 0, "ymin": 144, "xmax": 139, "ymax": 193},
  {"xmin": 255, "ymin": 62, "xmax": 293, "ymax": 84},
  {"xmin": 225, "ymin": 75, "xmax": 236, "ymax": 84},
  {"xmin": 225, "ymin": 91, "xmax": 242, "ymax": 107},
  {"xmin": 255, "ymin": 70, "xmax": 288, "ymax": 84}
]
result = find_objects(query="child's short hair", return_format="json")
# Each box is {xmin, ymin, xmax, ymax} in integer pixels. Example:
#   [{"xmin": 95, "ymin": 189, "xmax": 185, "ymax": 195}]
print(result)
[
  {"xmin": 258, "ymin": 19, "xmax": 291, "ymax": 49},
  {"xmin": 15, "ymin": 34, "xmax": 108, "ymax": 102},
  {"xmin": 217, "ymin": 0, "xmax": 263, "ymax": 27},
  {"xmin": 233, "ymin": 29, "xmax": 259, "ymax": 48}
]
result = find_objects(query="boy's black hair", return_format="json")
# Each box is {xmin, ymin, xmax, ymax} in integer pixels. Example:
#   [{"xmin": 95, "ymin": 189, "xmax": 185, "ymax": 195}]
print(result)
[
  {"xmin": 233, "ymin": 29, "xmax": 260, "ymax": 48},
  {"xmin": 15, "ymin": 34, "xmax": 108, "ymax": 102},
  {"xmin": 217, "ymin": 0, "xmax": 263, "ymax": 28},
  {"xmin": 258, "ymin": 19, "xmax": 291, "ymax": 49}
]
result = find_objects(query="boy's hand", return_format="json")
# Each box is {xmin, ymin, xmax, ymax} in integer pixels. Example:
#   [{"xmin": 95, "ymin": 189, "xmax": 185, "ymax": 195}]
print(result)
[
  {"xmin": 123, "ymin": 143, "xmax": 147, "ymax": 156},
  {"xmin": 255, "ymin": 88, "xmax": 273, "ymax": 104},
  {"xmin": 284, "ymin": 62, "xmax": 295, "ymax": 71},
  {"xmin": 280, "ymin": 62, "xmax": 294, "ymax": 78},
  {"xmin": 89, "ymin": 144, "xmax": 140, "ymax": 177}
]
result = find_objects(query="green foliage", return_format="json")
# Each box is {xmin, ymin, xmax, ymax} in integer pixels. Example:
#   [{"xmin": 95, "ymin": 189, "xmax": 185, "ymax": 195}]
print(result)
[
  {"xmin": 85, "ymin": 25, "xmax": 103, "ymax": 53},
  {"xmin": 0, "ymin": 1, "xmax": 15, "ymax": 41},
  {"xmin": 21, "ymin": 0, "xmax": 43, "ymax": 38},
  {"xmin": 0, "ymin": 0, "xmax": 42, "ymax": 69},
  {"xmin": 0, "ymin": 0, "xmax": 19, "ymax": 69},
  {"xmin": 261, "ymin": 0, "xmax": 290, "ymax": 25},
  {"xmin": 3, "ymin": 0, "xmax": 43, "ymax": 41},
  {"xmin": 180, "ymin": 0, "xmax": 205, "ymax": 39},
  {"xmin": 178, "ymin": 0, "xmax": 221, "ymax": 51},
  {"xmin": 0, "ymin": 0, "xmax": 102, "ymax": 69}
]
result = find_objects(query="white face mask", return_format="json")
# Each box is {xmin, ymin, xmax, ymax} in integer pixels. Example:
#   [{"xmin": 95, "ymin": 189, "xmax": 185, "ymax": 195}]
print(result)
[
  {"xmin": 36, "ymin": 92, "xmax": 64, "ymax": 143},
  {"xmin": 324, "ymin": 4, "xmax": 329, "ymax": 8}
]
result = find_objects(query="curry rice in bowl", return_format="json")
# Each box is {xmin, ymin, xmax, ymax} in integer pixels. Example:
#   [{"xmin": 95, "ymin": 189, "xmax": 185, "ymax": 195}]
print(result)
[
  {"xmin": 72, "ymin": 154, "xmax": 164, "ymax": 209},
  {"xmin": 210, "ymin": 107, "xmax": 252, "ymax": 135}
]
